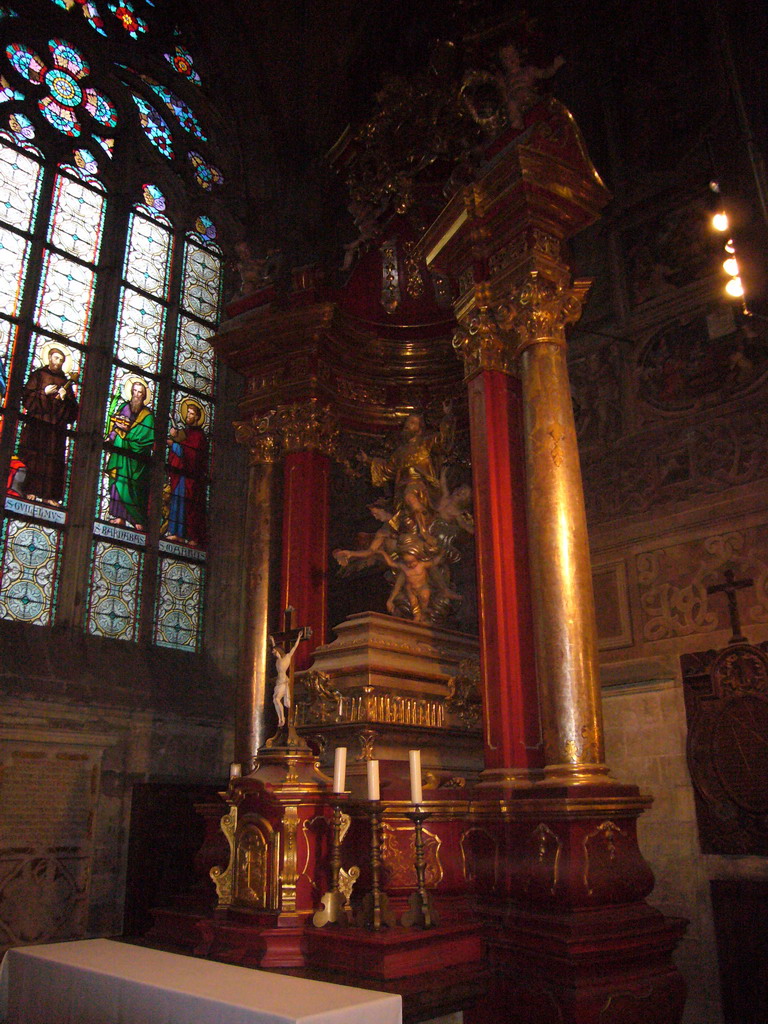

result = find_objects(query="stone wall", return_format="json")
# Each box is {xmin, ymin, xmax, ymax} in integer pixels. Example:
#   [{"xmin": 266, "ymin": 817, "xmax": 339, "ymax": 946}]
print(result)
[{"xmin": 593, "ymin": 482, "xmax": 768, "ymax": 1024}]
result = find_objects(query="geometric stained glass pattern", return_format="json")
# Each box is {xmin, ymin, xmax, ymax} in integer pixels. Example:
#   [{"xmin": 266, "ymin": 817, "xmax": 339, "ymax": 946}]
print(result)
[
  {"xmin": 140, "ymin": 75, "xmax": 206, "ymax": 140},
  {"xmin": 175, "ymin": 316, "xmax": 215, "ymax": 395},
  {"xmin": 8, "ymin": 39, "xmax": 117, "ymax": 139},
  {"xmin": 181, "ymin": 242, "xmax": 221, "ymax": 322},
  {"xmin": 34, "ymin": 249, "xmax": 96, "ymax": 344},
  {"xmin": 123, "ymin": 206, "xmax": 171, "ymax": 298},
  {"xmin": 48, "ymin": 170, "xmax": 105, "ymax": 262},
  {"xmin": 0, "ymin": 142, "xmax": 42, "ymax": 231},
  {"xmin": 53, "ymin": 0, "xmax": 107, "ymax": 37},
  {"xmin": 188, "ymin": 151, "xmax": 223, "ymax": 191},
  {"xmin": 163, "ymin": 45, "xmax": 201, "ymax": 87},
  {"xmin": 131, "ymin": 92, "xmax": 172, "ymax": 158},
  {"xmin": 0, "ymin": 317, "xmax": 16, "ymax": 404},
  {"xmin": 114, "ymin": 287, "xmax": 165, "ymax": 371},
  {"xmin": 0, "ymin": 518, "xmax": 60, "ymax": 625},
  {"xmin": 108, "ymin": 2, "xmax": 147, "ymax": 40},
  {"xmin": 0, "ymin": 224, "xmax": 30, "ymax": 316},
  {"xmin": 86, "ymin": 539, "xmax": 141, "ymax": 639},
  {"xmin": 154, "ymin": 556, "xmax": 202, "ymax": 650}
]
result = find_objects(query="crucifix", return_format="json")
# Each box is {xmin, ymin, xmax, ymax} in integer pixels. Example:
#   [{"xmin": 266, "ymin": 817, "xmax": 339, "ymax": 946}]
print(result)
[
  {"xmin": 268, "ymin": 606, "xmax": 312, "ymax": 737},
  {"xmin": 706, "ymin": 569, "xmax": 754, "ymax": 644}
]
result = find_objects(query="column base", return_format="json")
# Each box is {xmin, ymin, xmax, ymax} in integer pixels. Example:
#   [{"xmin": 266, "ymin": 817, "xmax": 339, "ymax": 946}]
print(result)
[{"xmin": 469, "ymin": 903, "xmax": 687, "ymax": 1024}]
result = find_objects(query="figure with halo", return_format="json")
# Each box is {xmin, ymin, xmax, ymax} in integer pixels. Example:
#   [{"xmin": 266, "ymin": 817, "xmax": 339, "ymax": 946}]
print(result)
[
  {"xmin": 164, "ymin": 397, "xmax": 208, "ymax": 547},
  {"xmin": 17, "ymin": 343, "xmax": 79, "ymax": 504},
  {"xmin": 105, "ymin": 377, "xmax": 155, "ymax": 531}
]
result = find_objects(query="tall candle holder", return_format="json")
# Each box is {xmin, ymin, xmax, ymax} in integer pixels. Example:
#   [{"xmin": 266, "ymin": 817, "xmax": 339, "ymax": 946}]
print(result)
[
  {"xmin": 360, "ymin": 801, "xmax": 395, "ymax": 930},
  {"xmin": 401, "ymin": 806, "xmax": 439, "ymax": 928},
  {"xmin": 313, "ymin": 796, "xmax": 354, "ymax": 927}
]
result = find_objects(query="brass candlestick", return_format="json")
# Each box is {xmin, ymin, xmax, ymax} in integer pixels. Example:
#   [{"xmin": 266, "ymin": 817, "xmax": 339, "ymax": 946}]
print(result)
[
  {"xmin": 360, "ymin": 801, "xmax": 395, "ymax": 930},
  {"xmin": 313, "ymin": 797, "xmax": 354, "ymax": 927},
  {"xmin": 401, "ymin": 807, "xmax": 439, "ymax": 928}
]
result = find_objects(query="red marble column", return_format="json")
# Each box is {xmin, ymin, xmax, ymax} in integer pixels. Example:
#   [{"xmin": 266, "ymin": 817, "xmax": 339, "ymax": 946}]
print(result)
[
  {"xmin": 280, "ymin": 447, "xmax": 330, "ymax": 670},
  {"xmin": 466, "ymin": 366, "xmax": 543, "ymax": 779}
]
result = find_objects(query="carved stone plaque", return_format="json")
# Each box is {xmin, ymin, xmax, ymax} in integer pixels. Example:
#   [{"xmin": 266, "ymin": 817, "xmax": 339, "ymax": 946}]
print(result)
[
  {"xmin": 681, "ymin": 641, "xmax": 768, "ymax": 854},
  {"xmin": 0, "ymin": 737, "xmax": 105, "ymax": 951}
]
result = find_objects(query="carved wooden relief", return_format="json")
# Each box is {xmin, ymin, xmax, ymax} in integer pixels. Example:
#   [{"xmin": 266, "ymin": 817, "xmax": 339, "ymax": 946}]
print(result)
[{"xmin": 682, "ymin": 640, "xmax": 768, "ymax": 854}]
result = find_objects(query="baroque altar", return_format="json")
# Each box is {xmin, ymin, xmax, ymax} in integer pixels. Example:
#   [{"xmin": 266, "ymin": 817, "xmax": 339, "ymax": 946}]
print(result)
[{"xmin": 146, "ymin": 29, "xmax": 687, "ymax": 1024}]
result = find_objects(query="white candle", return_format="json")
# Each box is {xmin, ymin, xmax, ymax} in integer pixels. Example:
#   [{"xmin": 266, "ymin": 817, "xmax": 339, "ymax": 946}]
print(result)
[
  {"xmin": 409, "ymin": 749, "xmax": 422, "ymax": 804},
  {"xmin": 229, "ymin": 762, "xmax": 242, "ymax": 779},
  {"xmin": 367, "ymin": 759, "xmax": 380, "ymax": 801},
  {"xmin": 332, "ymin": 747, "xmax": 347, "ymax": 793}
]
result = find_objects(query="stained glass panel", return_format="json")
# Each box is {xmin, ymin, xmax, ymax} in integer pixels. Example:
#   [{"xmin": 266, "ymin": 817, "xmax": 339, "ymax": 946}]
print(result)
[
  {"xmin": 0, "ymin": 74, "xmax": 24, "ymax": 102},
  {"xmin": 15, "ymin": 335, "xmax": 80, "ymax": 506},
  {"xmin": 82, "ymin": 86, "xmax": 117, "ymax": 128},
  {"xmin": 53, "ymin": 0, "xmax": 106, "ymax": 36},
  {"xmin": 175, "ymin": 316, "xmax": 215, "ymax": 395},
  {"xmin": 108, "ymin": 2, "xmax": 147, "ymax": 39},
  {"xmin": 0, "ymin": 142, "xmax": 42, "ymax": 231},
  {"xmin": 131, "ymin": 93, "xmax": 172, "ymax": 157},
  {"xmin": 49, "ymin": 38, "xmax": 89, "ymax": 79},
  {"xmin": 0, "ymin": 316, "xmax": 16, "ymax": 407},
  {"xmin": 181, "ymin": 243, "xmax": 221, "ymax": 322},
  {"xmin": 93, "ymin": 134, "xmax": 113, "ymax": 158},
  {"xmin": 6, "ymin": 44, "xmax": 45, "ymax": 85},
  {"xmin": 39, "ymin": 95, "xmax": 80, "ymax": 136},
  {"xmin": 87, "ymin": 539, "xmax": 141, "ymax": 639},
  {"xmin": 154, "ymin": 556, "xmax": 202, "ymax": 650},
  {"xmin": 188, "ymin": 151, "xmax": 223, "ymax": 191},
  {"xmin": 0, "ymin": 518, "xmax": 60, "ymax": 625},
  {"xmin": 163, "ymin": 45, "xmax": 201, "ymax": 87},
  {"xmin": 143, "ymin": 78, "xmax": 206, "ymax": 140},
  {"xmin": 163, "ymin": 391, "xmax": 210, "ymax": 549},
  {"xmin": 114, "ymin": 287, "xmax": 165, "ymax": 371},
  {"xmin": 99, "ymin": 368, "xmax": 156, "ymax": 529},
  {"xmin": 123, "ymin": 209, "xmax": 171, "ymax": 298},
  {"xmin": 34, "ymin": 249, "xmax": 96, "ymax": 343},
  {"xmin": 0, "ymin": 224, "xmax": 30, "ymax": 315},
  {"xmin": 48, "ymin": 170, "xmax": 105, "ymax": 262},
  {"xmin": 6, "ymin": 112, "xmax": 38, "ymax": 149}
]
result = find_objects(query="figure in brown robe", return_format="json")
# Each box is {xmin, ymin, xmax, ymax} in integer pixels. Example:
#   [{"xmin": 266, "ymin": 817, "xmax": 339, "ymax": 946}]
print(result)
[{"xmin": 17, "ymin": 348, "xmax": 78, "ymax": 503}]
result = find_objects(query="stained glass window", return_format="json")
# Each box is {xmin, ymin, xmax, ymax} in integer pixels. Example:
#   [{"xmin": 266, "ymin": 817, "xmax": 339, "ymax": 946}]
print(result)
[{"xmin": 0, "ymin": 6, "xmax": 225, "ymax": 654}]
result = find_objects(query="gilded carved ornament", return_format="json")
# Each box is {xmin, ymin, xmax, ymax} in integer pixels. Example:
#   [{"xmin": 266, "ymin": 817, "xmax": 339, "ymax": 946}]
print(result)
[
  {"xmin": 234, "ymin": 415, "xmax": 278, "ymax": 465},
  {"xmin": 275, "ymin": 400, "xmax": 339, "ymax": 457},
  {"xmin": 452, "ymin": 304, "xmax": 516, "ymax": 378},
  {"xmin": 498, "ymin": 271, "xmax": 591, "ymax": 353}
]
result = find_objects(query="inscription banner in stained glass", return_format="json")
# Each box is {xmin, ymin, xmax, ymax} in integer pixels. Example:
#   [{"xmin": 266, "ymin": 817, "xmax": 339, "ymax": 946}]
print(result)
[
  {"xmin": 181, "ymin": 243, "xmax": 220, "ymax": 322},
  {"xmin": 34, "ymin": 249, "xmax": 96, "ymax": 344},
  {"xmin": 48, "ymin": 171, "xmax": 105, "ymax": 262},
  {"xmin": 114, "ymin": 286, "xmax": 165, "ymax": 371},
  {"xmin": 155, "ymin": 556, "xmax": 202, "ymax": 651},
  {"xmin": 0, "ymin": 224, "xmax": 29, "ymax": 315},
  {"xmin": 0, "ymin": 142, "xmax": 42, "ymax": 231},
  {"xmin": 123, "ymin": 209, "xmax": 171, "ymax": 298},
  {"xmin": 87, "ymin": 539, "xmax": 141, "ymax": 640},
  {"xmin": 0, "ymin": 518, "xmax": 60, "ymax": 625},
  {"xmin": 175, "ymin": 315, "xmax": 215, "ymax": 395}
]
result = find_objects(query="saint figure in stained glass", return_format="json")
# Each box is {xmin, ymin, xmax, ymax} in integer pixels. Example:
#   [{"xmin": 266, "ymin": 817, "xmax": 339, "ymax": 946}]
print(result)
[
  {"xmin": 17, "ymin": 344, "xmax": 78, "ymax": 503},
  {"xmin": 105, "ymin": 376, "xmax": 154, "ymax": 530},
  {"xmin": 163, "ymin": 396, "xmax": 207, "ymax": 548}
]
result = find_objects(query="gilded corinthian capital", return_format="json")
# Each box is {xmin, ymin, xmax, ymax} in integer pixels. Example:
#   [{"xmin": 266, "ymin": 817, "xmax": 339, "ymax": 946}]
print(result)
[
  {"xmin": 452, "ymin": 304, "xmax": 516, "ymax": 379},
  {"xmin": 499, "ymin": 271, "xmax": 592, "ymax": 353},
  {"xmin": 275, "ymin": 399, "xmax": 339, "ymax": 456},
  {"xmin": 234, "ymin": 414, "xmax": 278, "ymax": 465}
]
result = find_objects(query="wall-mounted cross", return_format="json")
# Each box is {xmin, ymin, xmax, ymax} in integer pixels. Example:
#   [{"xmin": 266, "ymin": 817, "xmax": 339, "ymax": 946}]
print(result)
[{"xmin": 706, "ymin": 569, "xmax": 754, "ymax": 644}]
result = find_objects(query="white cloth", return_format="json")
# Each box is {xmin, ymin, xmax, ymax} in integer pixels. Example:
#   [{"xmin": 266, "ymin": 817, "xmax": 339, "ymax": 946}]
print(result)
[{"xmin": 0, "ymin": 938, "xmax": 402, "ymax": 1024}]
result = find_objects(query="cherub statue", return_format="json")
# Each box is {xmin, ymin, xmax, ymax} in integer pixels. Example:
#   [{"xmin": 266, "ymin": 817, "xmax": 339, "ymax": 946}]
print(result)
[
  {"xmin": 234, "ymin": 241, "xmax": 281, "ymax": 295},
  {"xmin": 269, "ymin": 632, "xmax": 303, "ymax": 727},
  {"xmin": 380, "ymin": 537, "xmax": 461, "ymax": 624},
  {"xmin": 498, "ymin": 44, "xmax": 565, "ymax": 129}
]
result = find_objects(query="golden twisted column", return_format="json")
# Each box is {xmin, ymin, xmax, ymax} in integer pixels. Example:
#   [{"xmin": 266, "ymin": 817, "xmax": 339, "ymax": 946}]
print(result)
[
  {"xmin": 233, "ymin": 418, "xmax": 279, "ymax": 772},
  {"xmin": 501, "ymin": 269, "xmax": 608, "ymax": 782}
]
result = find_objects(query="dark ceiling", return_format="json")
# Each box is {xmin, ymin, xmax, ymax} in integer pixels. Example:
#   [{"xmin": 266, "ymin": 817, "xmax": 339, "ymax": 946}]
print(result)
[{"xmin": 172, "ymin": 0, "xmax": 767, "ymax": 285}]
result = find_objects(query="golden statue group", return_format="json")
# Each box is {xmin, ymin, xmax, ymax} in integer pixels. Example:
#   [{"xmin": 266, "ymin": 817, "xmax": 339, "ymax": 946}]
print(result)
[{"xmin": 333, "ymin": 401, "xmax": 474, "ymax": 624}]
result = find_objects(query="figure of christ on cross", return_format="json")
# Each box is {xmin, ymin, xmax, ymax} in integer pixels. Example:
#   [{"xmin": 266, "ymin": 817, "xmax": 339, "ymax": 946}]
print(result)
[
  {"xmin": 269, "ymin": 607, "xmax": 312, "ymax": 730},
  {"xmin": 706, "ymin": 568, "xmax": 754, "ymax": 644}
]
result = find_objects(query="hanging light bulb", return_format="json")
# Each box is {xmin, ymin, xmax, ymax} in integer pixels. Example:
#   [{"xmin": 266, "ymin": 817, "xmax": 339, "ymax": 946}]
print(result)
[
  {"xmin": 723, "ymin": 256, "xmax": 739, "ymax": 277},
  {"xmin": 725, "ymin": 276, "xmax": 744, "ymax": 298},
  {"xmin": 724, "ymin": 238, "xmax": 736, "ymax": 254},
  {"xmin": 712, "ymin": 211, "xmax": 729, "ymax": 231}
]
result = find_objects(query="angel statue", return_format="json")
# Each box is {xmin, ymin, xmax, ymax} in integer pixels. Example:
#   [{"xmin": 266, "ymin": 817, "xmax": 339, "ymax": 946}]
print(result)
[{"xmin": 333, "ymin": 402, "xmax": 473, "ymax": 625}]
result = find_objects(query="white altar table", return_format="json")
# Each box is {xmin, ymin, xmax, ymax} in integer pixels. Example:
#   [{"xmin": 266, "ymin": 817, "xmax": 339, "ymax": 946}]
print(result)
[{"xmin": 0, "ymin": 938, "xmax": 402, "ymax": 1024}]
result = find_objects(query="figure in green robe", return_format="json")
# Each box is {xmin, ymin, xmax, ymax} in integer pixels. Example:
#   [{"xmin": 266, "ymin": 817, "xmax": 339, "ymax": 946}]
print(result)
[{"xmin": 105, "ymin": 380, "xmax": 155, "ymax": 530}]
